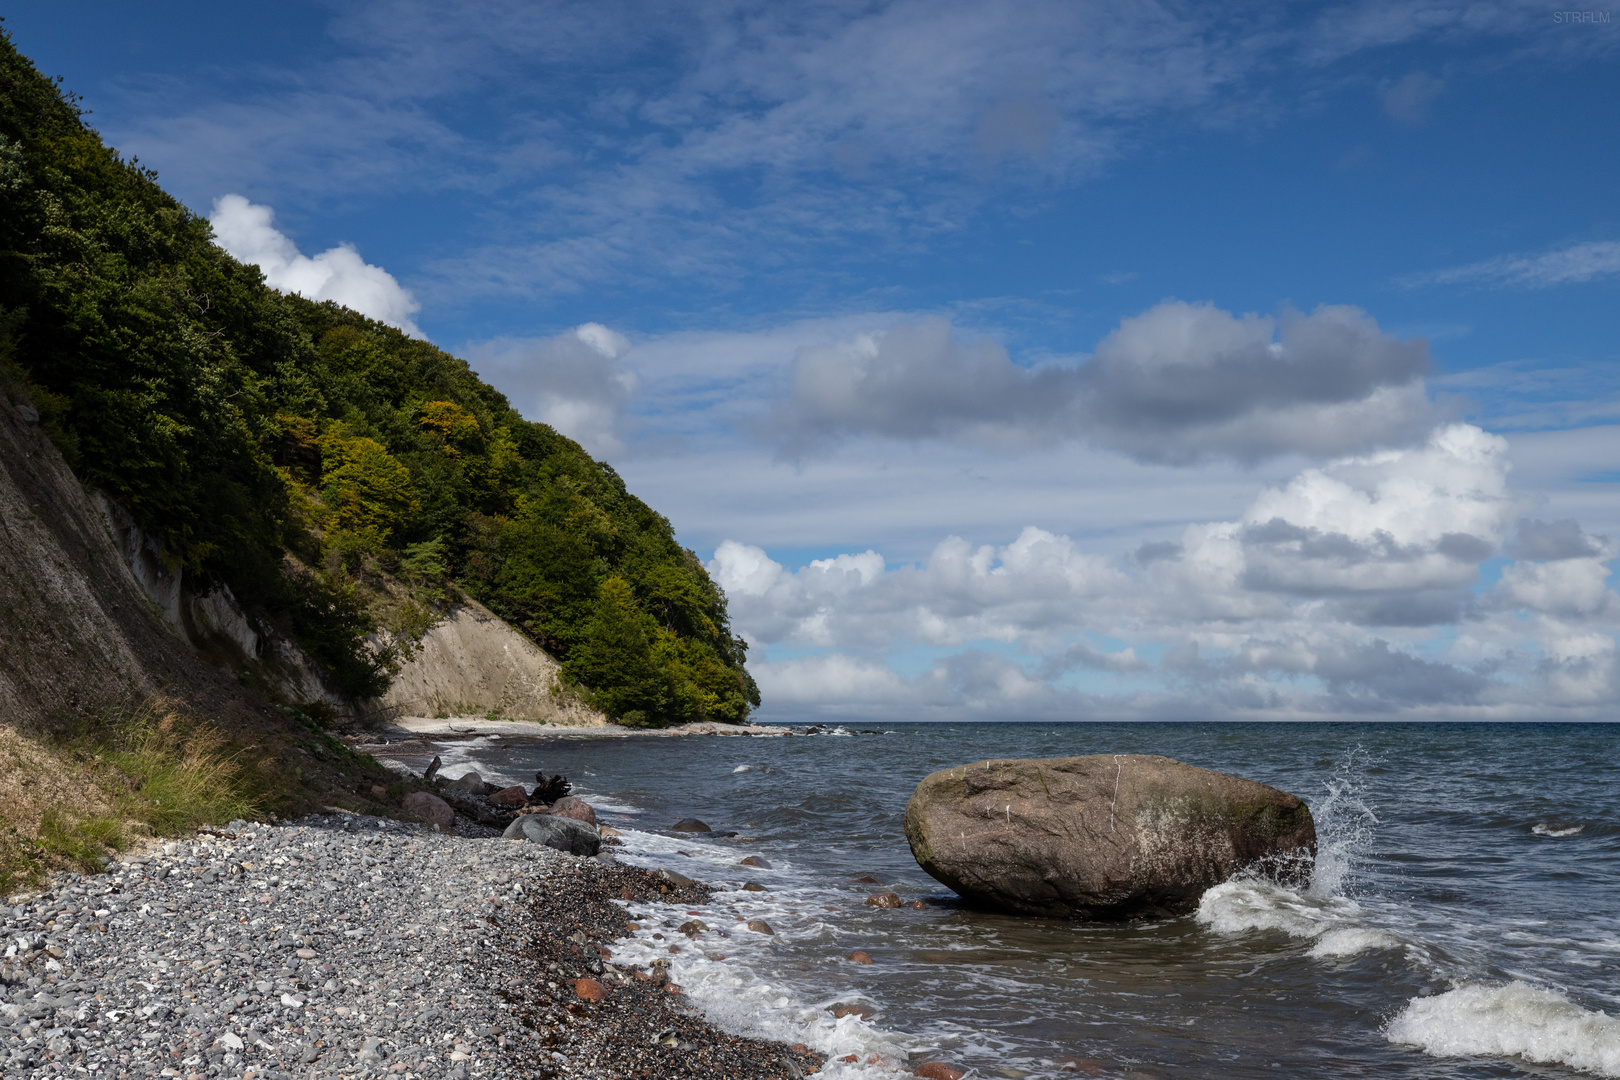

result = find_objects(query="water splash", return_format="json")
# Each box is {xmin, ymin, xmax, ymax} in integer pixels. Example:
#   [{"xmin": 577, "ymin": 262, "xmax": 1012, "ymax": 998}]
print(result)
[{"xmin": 1306, "ymin": 747, "xmax": 1380, "ymax": 899}]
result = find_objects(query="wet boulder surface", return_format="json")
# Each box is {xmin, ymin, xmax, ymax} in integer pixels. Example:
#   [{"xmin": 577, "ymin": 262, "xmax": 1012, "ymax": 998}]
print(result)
[{"xmin": 905, "ymin": 754, "xmax": 1315, "ymax": 918}]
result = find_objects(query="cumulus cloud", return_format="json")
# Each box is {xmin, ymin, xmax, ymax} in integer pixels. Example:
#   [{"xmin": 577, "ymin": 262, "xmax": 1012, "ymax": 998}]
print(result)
[
  {"xmin": 1401, "ymin": 240, "xmax": 1620, "ymax": 289},
  {"xmin": 463, "ymin": 324, "xmax": 635, "ymax": 459},
  {"xmin": 209, "ymin": 195, "xmax": 422, "ymax": 335},
  {"xmin": 774, "ymin": 301, "xmax": 1435, "ymax": 464},
  {"xmin": 714, "ymin": 423, "xmax": 1620, "ymax": 721}
]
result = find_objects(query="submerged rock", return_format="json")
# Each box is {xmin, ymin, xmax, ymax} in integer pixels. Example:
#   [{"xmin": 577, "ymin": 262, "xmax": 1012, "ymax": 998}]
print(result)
[
  {"xmin": 671, "ymin": 818, "xmax": 711, "ymax": 833},
  {"xmin": 904, "ymin": 754, "xmax": 1315, "ymax": 919},
  {"xmin": 502, "ymin": 813, "xmax": 601, "ymax": 856}
]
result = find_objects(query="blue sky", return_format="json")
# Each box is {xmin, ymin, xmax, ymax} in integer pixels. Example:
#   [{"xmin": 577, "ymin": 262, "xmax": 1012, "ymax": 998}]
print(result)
[{"xmin": 8, "ymin": 1, "xmax": 1618, "ymax": 720}]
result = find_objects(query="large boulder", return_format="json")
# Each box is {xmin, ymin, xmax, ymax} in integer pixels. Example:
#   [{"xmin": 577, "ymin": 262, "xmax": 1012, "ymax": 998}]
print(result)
[
  {"xmin": 502, "ymin": 813, "xmax": 601, "ymax": 856},
  {"xmin": 904, "ymin": 754, "xmax": 1315, "ymax": 919}
]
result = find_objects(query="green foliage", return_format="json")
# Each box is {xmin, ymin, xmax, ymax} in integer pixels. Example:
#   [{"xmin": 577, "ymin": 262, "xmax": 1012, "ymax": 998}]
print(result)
[{"xmin": 0, "ymin": 30, "xmax": 758, "ymax": 724}]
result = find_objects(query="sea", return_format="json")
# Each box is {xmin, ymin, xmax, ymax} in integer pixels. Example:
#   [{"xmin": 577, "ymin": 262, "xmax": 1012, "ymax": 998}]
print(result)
[{"xmin": 418, "ymin": 722, "xmax": 1620, "ymax": 1079}]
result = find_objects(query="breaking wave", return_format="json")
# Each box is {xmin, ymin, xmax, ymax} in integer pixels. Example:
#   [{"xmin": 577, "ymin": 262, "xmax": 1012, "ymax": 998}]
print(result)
[{"xmin": 1386, "ymin": 981, "xmax": 1620, "ymax": 1077}]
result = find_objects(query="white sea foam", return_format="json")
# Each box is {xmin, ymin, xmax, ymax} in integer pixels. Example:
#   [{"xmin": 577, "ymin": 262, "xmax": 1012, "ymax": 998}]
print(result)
[
  {"xmin": 1197, "ymin": 750, "xmax": 1402, "ymax": 960},
  {"xmin": 1532, "ymin": 822, "xmax": 1586, "ymax": 837},
  {"xmin": 608, "ymin": 827, "xmax": 914, "ymax": 1078},
  {"xmin": 1387, "ymin": 981, "xmax": 1620, "ymax": 1076},
  {"xmin": 1196, "ymin": 878, "xmax": 1396, "ymax": 958},
  {"xmin": 733, "ymin": 764, "xmax": 753, "ymax": 773}
]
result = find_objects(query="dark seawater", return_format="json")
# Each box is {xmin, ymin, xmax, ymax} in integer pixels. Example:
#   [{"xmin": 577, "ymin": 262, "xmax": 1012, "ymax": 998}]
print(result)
[{"xmin": 432, "ymin": 723, "xmax": 1620, "ymax": 1079}]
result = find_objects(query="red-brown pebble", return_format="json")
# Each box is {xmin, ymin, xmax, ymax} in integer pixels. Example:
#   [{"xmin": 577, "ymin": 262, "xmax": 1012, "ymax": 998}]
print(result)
[
  {"xmin": 1060, "ymin": 1058, "xmax": 1106, "ymax": 1075},
  {"xmin": 573, "ymin": 978, "xmax": 604, "ymax": 1001},
  {"xmin": 841, "ymin": 1054, "xmax": 859, "ymax": 1063},
  {"xmin": 865, "ymin": 891, "xmax": 902, "ymax": 908},
  {"xmin": 747, "ymin": 919, "xmax": 775, "ymax": 935},
  {"xmin": 848, "ymin": 951, "xmax": 874, "ymax": 964},
  {"xmin": 913, "ymin": 1064, "xmax": 966, "ymax": 1080}
]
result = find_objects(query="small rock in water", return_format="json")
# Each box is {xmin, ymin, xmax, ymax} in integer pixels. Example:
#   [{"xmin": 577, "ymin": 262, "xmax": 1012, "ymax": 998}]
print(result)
[
  {"xmin": 853, "ymin": 875, "xmax": 880, "ymax": 884},
  {"xmin": 738, "ymin": 855, "xmax": 772, "ymax": 869},
  {"xmin": 741, "ymin": 881, "xmax": 766, "ymax": 892},
  {"xmin": 1060, "ymin": 1057, "xmax": 1107, "ymax": 1075},
  {"xmin": 402, "ymin": 791, "xmax": 454, "ymax": 829},
  {"xmin": 671, "ymin": 818, "xmax": 712, "ymax": 833},
  {"xmin": 865, "ymin": 891, "xmax": 902, "ymax": 908},
  {"xmin": 679, "ymin": 920, "xmax": 709, "ymax": 937},
  {"xmin": 914, "ymin": 1064, "xmax": 966, "ymax": 1080},
  {"xmin": 848, "ymin": 950, "xmax": 874, "ymax": 964},
  {"xmin": 910, "ymin": 899, "xmax": 927, "ymax": 910},
  {"xmin": 831, "ymin": 1002, "xmax": 875, "ymax": 1019},
  {"xmin": 746, "ymin": 919, "xmax": 775, "ymax": 935},
  {"xmin": 658, "ymin": 867, "xmax": 697, "ymax": 888}
]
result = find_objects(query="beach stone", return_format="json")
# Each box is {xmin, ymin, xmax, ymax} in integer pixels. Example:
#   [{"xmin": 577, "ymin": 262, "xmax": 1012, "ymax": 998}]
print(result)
[
  {"xmin": 658, "ymin": 867, "xmax": 696, "ymax": 888},
  {"xmin": 853, "ymin": 875, "xmax": 880, "ymax": 883},
  {"xmin": 573, "ymin": 978, "xmax": 605, "ymax": 1001},
  {"xmin": 848, "ymin": 951, "xmax": 873, "ymax": 964},
  {"xmin": 671, "ymin": 818, "xmax": 712, "ymax": 833},
  {"xmin": 914, "ymin": 1063, "xmax": 966, "ymax": 1080},
  {"xmin": 746, "ymin": 919, "xmax": 775, "ymax": 935},
  {"xmin": 502, "ymin": 813, "xmax": 601, "ymax": 856},
  {"xmin": 401, "ymin": 791, "xmax": 454, "ymax": 829},
  {"xmin": 550, "ymin": 796, "xmax": 598, "ymax": 826},
  {"xmin": 741, "ymin": 881, "xmax": 766, "ymax": 892},
  {"xmin": 447, "ymin": 771, "xmax": 488, "ymax": 795},
  {"xmin": 904, "ymin": 754, "xmax": 1316, "ymax": 919},
  {"xmin": 832, "ymin": 1002, "xmax": 875, "ymax": 1019},
  {"xmin": 738, "ymin": 855, "xmax": 772, "ymax": 869},
  {"xmin": 490, "ymin": 785, "xmax": 528, "ymax": 806},
  {"xmin": 865, "ymin": 892, "xmax": 902, "ymax": 908}
]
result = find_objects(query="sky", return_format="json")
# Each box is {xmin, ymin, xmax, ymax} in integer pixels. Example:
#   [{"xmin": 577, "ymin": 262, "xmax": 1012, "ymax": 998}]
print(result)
[{"xmin": 8, "ymin": 1, "xmax": 1619, "ymax": 722}]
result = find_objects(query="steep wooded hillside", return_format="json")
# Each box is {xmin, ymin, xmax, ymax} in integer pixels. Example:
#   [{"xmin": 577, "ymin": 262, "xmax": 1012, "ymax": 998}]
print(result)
[{"xmin": 0, "ymin": 28, "xmax": 757, "ymax": 727}]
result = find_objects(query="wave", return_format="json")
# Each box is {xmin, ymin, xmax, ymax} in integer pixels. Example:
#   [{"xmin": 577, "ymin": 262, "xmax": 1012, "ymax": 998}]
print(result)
[
  {"xmin": 1532, "ymin": 822, "xmax": 1586, "ymax": 837},
  {"xmin": 1386, "ymin": 981, "xmax": 1620, "ymax": 1077},
  {"xmin": 1195, "ymin": 878, "xmax": 1399, "ymax": 958}
]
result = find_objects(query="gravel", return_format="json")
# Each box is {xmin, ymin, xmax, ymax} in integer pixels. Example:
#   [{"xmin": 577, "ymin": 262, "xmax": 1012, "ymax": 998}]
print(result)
[{"xmin": 1, "ymin": 812, "xmax": 823, "ymax": 1080}]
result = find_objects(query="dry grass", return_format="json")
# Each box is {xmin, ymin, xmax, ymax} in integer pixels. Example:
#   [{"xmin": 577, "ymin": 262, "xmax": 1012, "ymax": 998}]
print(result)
[{"xmin": 0, "ymin": 698, "xmax": 270, "ymax": 897}]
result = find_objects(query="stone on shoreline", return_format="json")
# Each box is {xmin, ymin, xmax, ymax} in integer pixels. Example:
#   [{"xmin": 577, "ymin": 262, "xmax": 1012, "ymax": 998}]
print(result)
[
  {"xmin": 402, "ymin": 791, "xmax": 454, "ymax": 829},
  {"xmin": 671, "ymin": 818, "xmax": 711, "ymax": 833},
  {"xmin": 738, "ymin": 855, "xmax": 771, "ymax": 869},
  {"xmin": 848, "ymin": 951, "xmax": 874, "ymax": 964},
  {"xmin": 865, "ymin": 892, "xmax": 902, "ymax": 908},
  {"xmin": 904, "ymin": 754, "xmax": 1316, "ymax": 919},
  {"xmin": 447, "ymin": 770, "xmax": 488, "ymax": 795},
  {"xmin": 503, "ymin": 813, "xmax": 602, "ymax": 856},
  {"xmin": 490, "ymin": 785, "xmax": 528, "ymax": 806},
  {"xmin": 551, "ymin": 795, "xmax": 599, "ymax": 826}
]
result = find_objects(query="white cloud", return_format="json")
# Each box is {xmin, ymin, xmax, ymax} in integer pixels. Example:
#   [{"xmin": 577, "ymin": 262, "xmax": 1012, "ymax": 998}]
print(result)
[
  {"xmin": 712, "ymin": 424, "xmax": 1620, "ymax": 721},
  {"xmin": 209, "ymin": 194, "xmax": 422, "ymax": 336},
  {"xmin": 773, "ymin": 301, "xmax": 1435, "ymax": 464},
  {"xmin": 1401, "ymin": 240, "xmax": 1620, "ymax": 289},
  {"xmin": 463, "ymin": 323, "xmax": 636, "ymax": 459}
]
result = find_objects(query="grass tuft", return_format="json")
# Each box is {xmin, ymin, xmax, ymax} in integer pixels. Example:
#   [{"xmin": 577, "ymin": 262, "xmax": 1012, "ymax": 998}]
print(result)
[{"xmin": 1, "ymin": 698, "xmax": 270, "ymax": 896}]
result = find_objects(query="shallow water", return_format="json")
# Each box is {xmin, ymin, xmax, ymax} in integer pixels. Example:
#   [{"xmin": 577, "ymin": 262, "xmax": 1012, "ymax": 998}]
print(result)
[{"xmin": 435, "ymin": 722, "xmax": 1620, "ymax": 1079}]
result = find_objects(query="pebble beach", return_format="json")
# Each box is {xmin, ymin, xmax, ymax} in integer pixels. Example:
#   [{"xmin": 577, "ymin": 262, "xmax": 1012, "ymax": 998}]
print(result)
[{"xmin": 1, "ymin": 810, "xmax": 825, "ymax": 1080}]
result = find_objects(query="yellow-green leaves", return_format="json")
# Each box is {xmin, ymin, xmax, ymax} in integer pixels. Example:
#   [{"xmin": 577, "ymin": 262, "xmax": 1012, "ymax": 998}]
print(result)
[{"xmin": 320, "ymin": 424, "xmax": 420, "ymax": 540}]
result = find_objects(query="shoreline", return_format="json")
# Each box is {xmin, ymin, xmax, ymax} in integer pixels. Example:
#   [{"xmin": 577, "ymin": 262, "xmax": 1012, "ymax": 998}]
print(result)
[
  {"xmin": 1, "ymin": 812, "xmax": 825, "ymax": 1080},
  {"xmin": 374, "ymin": 717, "xmax": 792, "ymax": 740}
]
